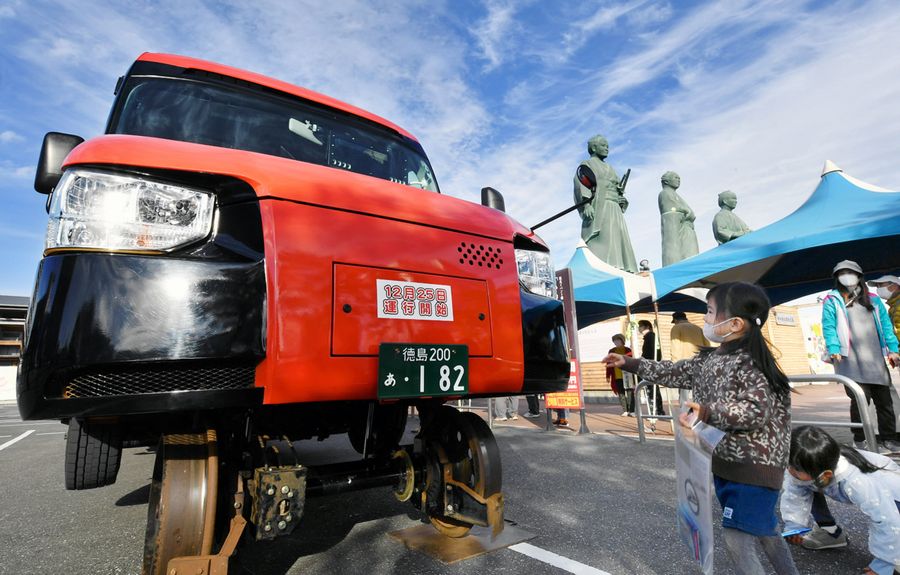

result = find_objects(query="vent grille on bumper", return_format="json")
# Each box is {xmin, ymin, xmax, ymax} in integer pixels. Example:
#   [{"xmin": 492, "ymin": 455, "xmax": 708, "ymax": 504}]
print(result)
[{"xmin": 62, "ymin": 365, "xmax": 256, "ymax": 398}]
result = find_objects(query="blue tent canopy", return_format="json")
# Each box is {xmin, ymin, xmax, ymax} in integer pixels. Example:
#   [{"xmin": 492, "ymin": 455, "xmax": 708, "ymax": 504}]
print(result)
[
  {"xmin": 652, "ymin": 165, "xmax": 900, "ymax": 305},
  {"xmin": 565, "ymin": 246, "xmax": 644, "ymax": 326},
  {"xmin": 567, "ymin": 247, "xmax": 631, "ymax": 306},
  {"xmin": 565, "ymin": 245, "xmax": 707, "ymax": 326}
]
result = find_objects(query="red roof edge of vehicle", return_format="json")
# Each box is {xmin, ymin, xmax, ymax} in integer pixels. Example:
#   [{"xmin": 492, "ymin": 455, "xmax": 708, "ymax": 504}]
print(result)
[{"xmin": 137, "ymin": 52, "xmax": 417, "ymax": 141}]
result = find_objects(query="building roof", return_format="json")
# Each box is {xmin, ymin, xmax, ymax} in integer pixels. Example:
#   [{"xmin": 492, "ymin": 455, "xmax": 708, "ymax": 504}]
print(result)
[{"xmin": 0, "ymin": 295, "xmax": 30, "ymax": 308}]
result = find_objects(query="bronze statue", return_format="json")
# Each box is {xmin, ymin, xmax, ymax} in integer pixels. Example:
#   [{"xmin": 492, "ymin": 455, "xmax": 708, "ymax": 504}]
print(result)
[
  {"xmin": 713, "ymin": 190, "xmax": 751, "ymax": 244},
  {"xmin": 573, "ymin": 135, "xmax": 637, "ymax": 273},
  {"xmin": 658, "ymin": 171, "xmax": 699, "ymax": 266}
]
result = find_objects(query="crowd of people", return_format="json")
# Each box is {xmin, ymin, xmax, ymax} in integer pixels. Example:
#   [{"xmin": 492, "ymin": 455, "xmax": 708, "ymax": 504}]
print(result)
[
  {"xmin": 599, "ymin": 263, "xmax": 900, "ymax": 575},
  {"xmin": 498, "ymin": 261, "xmax": 899, "ymax": 575}
]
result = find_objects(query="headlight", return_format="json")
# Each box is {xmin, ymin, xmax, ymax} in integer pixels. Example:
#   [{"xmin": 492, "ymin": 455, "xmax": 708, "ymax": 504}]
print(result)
[
  {"xmin": 46, "ymin": 169, "xmax": 215, "ymax": 252},
  {"xmin": 515, "ymin": 249, "xmax": 557, "ymax": 299}
]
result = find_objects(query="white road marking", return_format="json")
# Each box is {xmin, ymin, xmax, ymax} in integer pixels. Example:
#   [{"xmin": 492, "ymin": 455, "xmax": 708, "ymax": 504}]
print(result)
[
  {"xmin": 0, "ymin": 430, "xmax": 35, "ymax": 451},
  {"xmin": 510, "ymin": 542, "xmax": 612, "ymax": 575},
  {"xmin": 0, "ymin": 421, "xmax": 60, "ymax": 427},
  {"xmin": 36, "ymin": 432, "xmax": 66, "ymax": 436}
]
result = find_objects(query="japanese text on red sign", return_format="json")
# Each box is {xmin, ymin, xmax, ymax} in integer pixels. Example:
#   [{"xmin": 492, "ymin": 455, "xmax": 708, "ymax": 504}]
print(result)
[{"xmin": 377, "ymin": 279, "xmax": 454, "ymax": 322}]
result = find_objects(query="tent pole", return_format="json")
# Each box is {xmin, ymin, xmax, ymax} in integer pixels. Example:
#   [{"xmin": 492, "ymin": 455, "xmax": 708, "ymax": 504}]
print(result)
[
  {"xmin": 625, "ymin": 304, "xmax": 640, "ymax": 420},
  {"xmin": 625, "ymin": 304, "xmax": 635, "ymax": 350},
  {"xmin": 653, "ymin": 301, "xmax": 674, "ymax": 418}
]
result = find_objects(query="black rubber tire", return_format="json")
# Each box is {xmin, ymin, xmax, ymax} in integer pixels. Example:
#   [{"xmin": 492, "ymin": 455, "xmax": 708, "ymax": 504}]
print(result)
[{"xmin": 64, "ymin": 418, "xmax": 122, "ymax": 490}]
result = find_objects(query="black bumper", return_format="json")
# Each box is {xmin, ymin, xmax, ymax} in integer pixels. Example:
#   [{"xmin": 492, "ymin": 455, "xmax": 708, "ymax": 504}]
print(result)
[
  {"xmin": 18, "ymin": 253, "xmax": 266, "ymax": 420},
  {"xmin": 520, "ymin": 289, "xmax": 570, "ymax": 393}
]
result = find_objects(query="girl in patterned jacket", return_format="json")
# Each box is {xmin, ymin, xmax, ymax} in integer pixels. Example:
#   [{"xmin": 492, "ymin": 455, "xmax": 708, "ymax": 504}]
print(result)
[
  {"xmin": 603, "ymin": 282, "xmax": 798, "ymax": 575},
  {"xmin": 782, "ymin": 425, "xmax": 899, "ymax": 575}
]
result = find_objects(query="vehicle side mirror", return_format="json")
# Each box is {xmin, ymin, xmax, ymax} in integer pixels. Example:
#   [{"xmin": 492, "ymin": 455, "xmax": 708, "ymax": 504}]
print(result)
[
  {"xmin": 481, "ymin": 187, "xmax": 506, "ymax": 212},
  {"xmin": 35, "ymin": 132, "xmax": 84, "ymax": 194},
  {"xmin": 576, "ymin": 164, "xmax": 596, "ymax": 192}
]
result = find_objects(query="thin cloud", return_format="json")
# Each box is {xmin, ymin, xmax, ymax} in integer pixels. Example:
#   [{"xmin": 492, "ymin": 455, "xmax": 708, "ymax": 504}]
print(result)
[
  {"xmin": 509, "ymin": 0, "xmax": 790, "ymax": 137},
  {"xmin": 0, "ymin": 130, "xmax": 24, "ymax": 143},
  {"xmin": 560, "ymin": 0, "xmax": 654, "ymax": 60},
  {"xmin": 625, "ymin": 2, "xmax": 673, "ymax": 27},
  {"xmin": 472, "ymin": 0, "xmax": 519, "ymax": 71},
  {"xmin": 0, "ymin": 164, "xmax": 34, "ymax": 179},
  {"xmin": 576, "ymin": 1, "xmax": 784, "ymax": 119}
]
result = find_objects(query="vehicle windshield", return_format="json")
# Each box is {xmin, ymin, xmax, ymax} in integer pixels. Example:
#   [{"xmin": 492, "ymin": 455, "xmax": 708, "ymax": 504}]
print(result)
[{"xmin": 111, "ymin": 77, "xmax": 439, "ymax": 192}]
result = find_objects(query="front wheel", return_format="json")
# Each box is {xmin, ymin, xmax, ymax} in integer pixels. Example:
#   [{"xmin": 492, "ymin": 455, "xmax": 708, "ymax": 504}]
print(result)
[
  {"xmin": 141, "ymin": 430, "xmax": 219, "ymax": 575},
  {"xmin": 423, "ymin": 407, "xmax": 502, "ymax": 537},
  {"xmin": 64, "ymin": 418, "xmax": 122, "ymax": 490}
]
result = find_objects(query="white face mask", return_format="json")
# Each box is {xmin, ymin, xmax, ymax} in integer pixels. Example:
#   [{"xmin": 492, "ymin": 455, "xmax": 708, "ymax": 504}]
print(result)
[
  {"xmin": 837, "ymin": 273, "xmax": 859, "ymax": 288},
  {"xmin": 703, "ymin": 318, "xmax": 734, "ymax": 343},
  {"xmin": 877, "ymin": 286, "xmax": 894, "ymax": 300}
]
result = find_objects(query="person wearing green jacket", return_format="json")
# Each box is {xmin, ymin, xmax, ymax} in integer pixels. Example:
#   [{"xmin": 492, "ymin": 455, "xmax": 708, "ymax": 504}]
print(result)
[{"xmin": 870, "ymin": 274, "xmax": 900, "ymax": 336}]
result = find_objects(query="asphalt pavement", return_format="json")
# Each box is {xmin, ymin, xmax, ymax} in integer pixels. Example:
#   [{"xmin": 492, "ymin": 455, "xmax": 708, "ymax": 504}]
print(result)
[{"xmin": 0, "ymin": 386, "xmax": 891, "ymax": 574}]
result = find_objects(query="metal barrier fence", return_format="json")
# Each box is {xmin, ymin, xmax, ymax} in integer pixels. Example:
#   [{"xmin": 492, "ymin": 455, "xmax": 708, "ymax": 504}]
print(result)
[
  {"xmin": 634, "ymin": 380, "xmax": 675, "ymax": 444},
  {"xmin": 635, "ymin": 374, "xmax": 878, "ymax": 451},
  {"xmin": 789, "ymin": 374, "xmax": 878, "ymax": 452}
]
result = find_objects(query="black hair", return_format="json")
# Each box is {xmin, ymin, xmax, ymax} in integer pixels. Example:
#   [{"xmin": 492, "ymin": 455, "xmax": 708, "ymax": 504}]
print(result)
[
  {"xmin": 707, "ymin": 282, "xmax": 791, "ymax": 395},
  {"xmin": 637, "ymin": 319, "xmax": 653, "ymax": 331},
  {"xmin": 832, "ymin": 272, "xmax": 873, "ymax": 310},
  {"xmin": 612, "ymin": 333, "xmax": 625, "ymax": 344},
  {"xmin": 790, "ymin": 425, "xmax": 884, "ymax": 477}
]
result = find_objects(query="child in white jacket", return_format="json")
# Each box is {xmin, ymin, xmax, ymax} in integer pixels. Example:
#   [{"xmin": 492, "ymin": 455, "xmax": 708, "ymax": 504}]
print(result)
[{"xmin": 781, "ymin": 425, "xmax": 900, "ymax": 575}]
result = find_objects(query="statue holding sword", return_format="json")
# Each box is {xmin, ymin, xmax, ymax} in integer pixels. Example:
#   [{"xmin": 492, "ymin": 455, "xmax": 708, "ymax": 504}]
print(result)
[{"xmin": 573, "ymin": 134, "xmax": 638, "ymax": 273}]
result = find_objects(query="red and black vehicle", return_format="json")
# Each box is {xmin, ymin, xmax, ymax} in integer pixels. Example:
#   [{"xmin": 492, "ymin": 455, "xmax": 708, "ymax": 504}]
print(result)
[{"xmin": 20, "ymin": 53, "xmax": 569, "ymax": 573}]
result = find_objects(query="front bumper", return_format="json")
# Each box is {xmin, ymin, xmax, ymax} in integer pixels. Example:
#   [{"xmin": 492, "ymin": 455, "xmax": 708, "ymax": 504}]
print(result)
[
  {"xmin": 17, "ymin": 252, "xmax": 266, "ymax": 420},
  {"xmin": 520, "ymin": 289, "xmax": 570, "ymax": 393}
]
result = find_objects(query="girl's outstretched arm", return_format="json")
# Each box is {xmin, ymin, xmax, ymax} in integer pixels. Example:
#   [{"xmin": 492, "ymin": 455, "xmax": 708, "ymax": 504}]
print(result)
[
  {"xmin": 634, "ymin": 354, "xmax": 705, "ymax": 390},
  {"xmin": 601, "ymin": 352, "xmax": 705, "ymax": 390}
]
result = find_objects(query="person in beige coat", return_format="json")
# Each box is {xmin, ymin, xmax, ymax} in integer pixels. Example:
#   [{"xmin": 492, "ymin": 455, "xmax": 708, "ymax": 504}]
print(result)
[{"xmin": 670, "ymin": 311, "xmax": 710, "ymax": 361}]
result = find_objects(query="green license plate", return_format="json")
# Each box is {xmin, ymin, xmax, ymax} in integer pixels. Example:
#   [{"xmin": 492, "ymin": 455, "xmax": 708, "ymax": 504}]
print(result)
[{"xmin": 377, "ymin": 343, "xmax": 469, "ymax": 399}]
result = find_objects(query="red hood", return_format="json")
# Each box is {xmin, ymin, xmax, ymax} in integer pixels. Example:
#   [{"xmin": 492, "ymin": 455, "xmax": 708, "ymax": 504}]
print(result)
[{"xmin": 63, "ymin": 135, "xmax": 545, "ymax": 246}]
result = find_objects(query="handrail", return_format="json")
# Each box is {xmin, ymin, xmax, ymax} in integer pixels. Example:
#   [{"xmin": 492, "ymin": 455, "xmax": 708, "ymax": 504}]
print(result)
[
  {"xmin": 635, "ymin": 374, "xmax": 878, "ymax": 451},
  {"xmin": 634, "ymin": 380, "xmax": 673, "ymax": 444},
  {"xmin": 788, "ymin": 374, "xmax": 878, "ymax": 452}
]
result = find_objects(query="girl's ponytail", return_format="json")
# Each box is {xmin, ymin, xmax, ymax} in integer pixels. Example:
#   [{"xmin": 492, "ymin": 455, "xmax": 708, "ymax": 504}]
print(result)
[{"xmin": 839, "ymin": 445, "xmax": 883, "ymax": 473}]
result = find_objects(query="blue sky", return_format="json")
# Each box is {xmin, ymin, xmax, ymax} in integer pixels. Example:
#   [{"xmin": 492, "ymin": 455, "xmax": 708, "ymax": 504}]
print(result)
[{"xmin": 1, "ymin": 0, "xmax": 899, "ymax": 296}]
